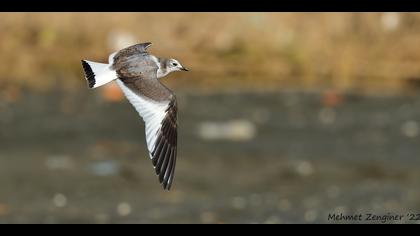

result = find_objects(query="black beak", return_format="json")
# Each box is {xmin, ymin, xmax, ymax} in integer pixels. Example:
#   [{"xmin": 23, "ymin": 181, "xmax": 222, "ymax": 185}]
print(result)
[{"xmin": 181, "ymin": 67, "xmax": 189, "ymax": 71}]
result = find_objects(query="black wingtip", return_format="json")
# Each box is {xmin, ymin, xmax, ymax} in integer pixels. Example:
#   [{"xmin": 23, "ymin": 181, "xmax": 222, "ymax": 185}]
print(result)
[
  {"xmin": 81, "ymin": 60, "xmax": 96, "ymax": 88},
  {"xmin": 150, "ymin": 99, "xmax": 177, "ymax": 191},
  {"xmin": 143, "ymin": 42, "xmax": 152, "ymax": 48}
]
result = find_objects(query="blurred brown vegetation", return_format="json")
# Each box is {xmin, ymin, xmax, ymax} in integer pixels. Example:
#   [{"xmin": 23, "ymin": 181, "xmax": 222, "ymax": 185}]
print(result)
[{"xmin": 1, "ymin": 13, "xmax": 420, "ymax": 97}]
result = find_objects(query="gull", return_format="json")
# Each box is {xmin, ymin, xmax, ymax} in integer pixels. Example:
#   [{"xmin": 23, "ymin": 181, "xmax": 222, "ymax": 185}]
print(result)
[{"xmin": 81, "ymin": 42, "xmax": 188, "ymax": 190}]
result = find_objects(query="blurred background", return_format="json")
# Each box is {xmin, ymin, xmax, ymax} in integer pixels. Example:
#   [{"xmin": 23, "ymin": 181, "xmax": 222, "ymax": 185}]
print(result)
[{"xmin": 1, "ymin": 12, "xmax": 420, "ymax": 223}]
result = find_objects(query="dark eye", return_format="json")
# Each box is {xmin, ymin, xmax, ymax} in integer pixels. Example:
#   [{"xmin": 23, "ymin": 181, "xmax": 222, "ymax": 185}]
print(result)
[{"xmin": 172, "ymin": 63, "xmax": 178, "ymax": 66}]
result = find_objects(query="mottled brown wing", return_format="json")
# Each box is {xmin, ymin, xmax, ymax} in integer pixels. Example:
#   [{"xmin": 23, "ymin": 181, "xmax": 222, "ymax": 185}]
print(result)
[
  {"xmin": 115, "ymin": 77, "xmax": 177, "ymax": 190},
  {"xmin": 111, "ymin": 42, "xmax": 153, "ymax": 69},
  {"xmin": 114, "ymin": 42, "xmax": 152, "ymax": 58}
]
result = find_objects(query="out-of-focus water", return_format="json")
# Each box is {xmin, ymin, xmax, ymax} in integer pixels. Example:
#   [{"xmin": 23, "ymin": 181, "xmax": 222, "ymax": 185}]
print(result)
[{"xmin": 0, "ymin": 89, "xmax": 420, "ymax": 223}]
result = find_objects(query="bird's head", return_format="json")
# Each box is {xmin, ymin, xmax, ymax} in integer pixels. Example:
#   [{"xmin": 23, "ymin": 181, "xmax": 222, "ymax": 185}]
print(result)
[{"xmin": 165, "ymin": 58, "xmax": 188, "ymax": 73}]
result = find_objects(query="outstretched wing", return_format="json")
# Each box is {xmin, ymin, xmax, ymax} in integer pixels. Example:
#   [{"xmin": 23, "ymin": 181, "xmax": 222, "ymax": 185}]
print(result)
[
  {"xmin": 111, "ymin": 42, "xmax": 153, "ymax": 65},
  {"xmin": 115, "ymin": 77, "xmax": 177, "ymax": 190}
]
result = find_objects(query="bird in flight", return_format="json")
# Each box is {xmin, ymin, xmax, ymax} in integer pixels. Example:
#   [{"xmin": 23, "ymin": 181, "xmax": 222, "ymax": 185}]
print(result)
[{"xmin": 81, "ymin": 42, "xmax": 188, "ymax": 190}]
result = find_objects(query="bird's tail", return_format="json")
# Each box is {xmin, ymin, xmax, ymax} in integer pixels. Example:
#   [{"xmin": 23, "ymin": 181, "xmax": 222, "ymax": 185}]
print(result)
[{"xmin": 81, "ymin": 60, "xmax": 117, "ymax": 89}]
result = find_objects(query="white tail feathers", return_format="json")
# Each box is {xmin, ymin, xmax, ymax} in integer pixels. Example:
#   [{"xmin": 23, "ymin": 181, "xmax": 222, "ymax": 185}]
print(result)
[{"xmin": 81, "ymin": 60, "xmax": 117, "ymax": 89}]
